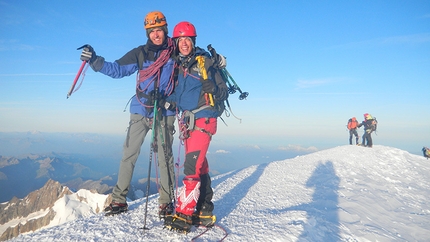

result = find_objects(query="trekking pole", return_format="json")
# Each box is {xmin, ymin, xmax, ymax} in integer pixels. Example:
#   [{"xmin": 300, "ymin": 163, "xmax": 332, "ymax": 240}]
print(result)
[
  {"xmin": 219, "ymin": 69, "xmax": 237, "ymax": 94},
  {"xmin": 67, "ymin": 60, "xmax": 87, "ymax": 98},
  {"xmin": 207, "ymin": 45, "xmax": 235, "ymax": 92},
  {"xmin": 223, "ymin": 68, "xmax": 249, "ymax": 100},
  {"xmin": 207, "ymin": 44, "xmax": 249, "ymax": 100},
  {"xmin": 142, "ymin": 86, "xmax": 159, "ymax": 232}
]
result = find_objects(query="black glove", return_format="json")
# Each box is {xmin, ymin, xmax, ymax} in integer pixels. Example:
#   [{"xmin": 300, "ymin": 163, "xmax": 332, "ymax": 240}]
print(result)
[
  {"xmin": 77, "ymin": 44, "xmax": 96, "ymax": 63},
  {"xmin": 159, "ymin": 99, "xmax": 176, "ymax": 111},
  {"xmin": 216, "ymin": 54, "xmax": 227, "ymax": 69},
  {"xmin": 200, "ymin": 78, "xmax": 216, "ymax": 94}
]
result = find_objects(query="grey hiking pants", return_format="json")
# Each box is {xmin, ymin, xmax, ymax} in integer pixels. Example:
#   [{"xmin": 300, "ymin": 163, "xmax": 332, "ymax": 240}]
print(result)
[
  {"xmin": 112, "ymin": 113, "xmax": 175, "ymax": 205},
  {"xmin": 349, "ymin": 129, "xmax": 359, "ymax": 145}
]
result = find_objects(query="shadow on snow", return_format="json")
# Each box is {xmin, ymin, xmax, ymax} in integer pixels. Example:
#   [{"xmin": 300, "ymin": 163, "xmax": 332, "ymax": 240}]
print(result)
[{"xmin": 265, "ymin": 160, "xmax": 340, "ymax": 241}]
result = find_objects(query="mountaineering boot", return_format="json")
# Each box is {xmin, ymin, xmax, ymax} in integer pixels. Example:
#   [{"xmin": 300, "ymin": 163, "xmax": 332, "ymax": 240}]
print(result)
[
  {"xmin": 175, "ymin": 176, "xmax": 201, "ymax": 215},
  {"xmin": 104, "ymin": 202, "xmax": 128, "ymax": 216},
  {"xmin": 164, "ymin": 176, "xmax": 200, "ymax": 233},
  {"xmin": 164, "ymin": 213, "xmax": 192, "ymax": 233},
  {"xmin": 159, "ymin": 203, "xmax": 174, "ymax": 219},
  {"xmin": 192, "ymin": 210, "xmax": 216, "ymax": 227}
]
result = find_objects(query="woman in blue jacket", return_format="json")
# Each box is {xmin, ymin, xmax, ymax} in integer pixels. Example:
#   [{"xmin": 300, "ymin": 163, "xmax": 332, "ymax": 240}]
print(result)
[{"xmin": 163, "ymin": 21, "xmax": 228, "ymax": 233}]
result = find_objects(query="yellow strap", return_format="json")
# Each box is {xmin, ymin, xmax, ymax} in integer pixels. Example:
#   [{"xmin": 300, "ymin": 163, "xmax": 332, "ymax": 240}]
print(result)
[{"xmin": 195, "ymin": 56, "xmax": 214, "ymax": 106}]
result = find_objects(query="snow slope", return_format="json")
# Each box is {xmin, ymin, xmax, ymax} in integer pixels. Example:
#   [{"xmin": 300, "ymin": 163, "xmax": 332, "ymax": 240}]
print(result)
[{"xmin": 9, "ymin": 145, "xmax": 430, "ymax": 241}]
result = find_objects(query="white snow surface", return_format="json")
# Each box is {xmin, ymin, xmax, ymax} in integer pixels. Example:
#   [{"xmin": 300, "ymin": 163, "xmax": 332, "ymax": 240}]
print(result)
[
  {"xmin": 9, "ymin": 145, "xmax": 430, "ymax": 241},
  {"xmin": 48, "ymin": 189, "xmax": 109, "ymax": 227}
]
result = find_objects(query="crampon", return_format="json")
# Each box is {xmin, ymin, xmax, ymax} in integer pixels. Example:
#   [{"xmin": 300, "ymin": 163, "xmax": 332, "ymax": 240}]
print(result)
[
  {"xmin": 192, "ymin": 213, "xmax": 216, "ymax": 227},
  {"xmin": 163, "ymin": 213, "xmax": 192, "ymax": 234}
]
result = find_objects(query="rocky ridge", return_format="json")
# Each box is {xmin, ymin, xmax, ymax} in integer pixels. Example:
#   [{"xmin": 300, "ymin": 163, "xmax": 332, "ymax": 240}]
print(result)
[{"xmin": 0, "ymin": 179, "xmax": 110, "ymax": 241}]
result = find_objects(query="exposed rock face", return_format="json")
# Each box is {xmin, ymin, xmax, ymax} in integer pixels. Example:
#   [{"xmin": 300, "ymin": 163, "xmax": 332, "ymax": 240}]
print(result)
[
  {"xmin": 0, "ymin": 210, "xmax": 56, "ymax": 241},
  {"xmin": 0, "ymin": 179, "xmax": 68, "ymax": 224},
  {"xmin": 0, "ymin": 179, "xmax": 109, "ymax": 241}
]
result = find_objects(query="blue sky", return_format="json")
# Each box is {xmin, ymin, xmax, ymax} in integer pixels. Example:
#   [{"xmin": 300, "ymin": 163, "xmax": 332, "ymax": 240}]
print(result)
[{"xmin": 1, "ymin": 0, "xmax": 429, "ymax": 154}]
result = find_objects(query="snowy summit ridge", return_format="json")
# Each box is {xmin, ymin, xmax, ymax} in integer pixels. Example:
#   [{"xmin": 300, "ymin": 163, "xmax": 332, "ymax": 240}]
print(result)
[{"xmin": 9, "ymin": 145, "xmax": 430, "ymax": 241}]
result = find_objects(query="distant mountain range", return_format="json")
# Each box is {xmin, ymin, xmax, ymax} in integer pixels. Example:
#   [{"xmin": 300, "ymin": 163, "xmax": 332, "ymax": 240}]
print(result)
[
  {"xmin": 0, "ymin": 153, "xmax": 160, "ymax": 204},
  {"xmin": 0, "ymin": 131, "xmax": 124, "ymax": 157},
  {"xmin": 0, "ymin": 153, "xmax": 116, "ymax": 203},
  {"xmin": 0, "ymin": 132, "xmax": 164, "ymax": 203}
]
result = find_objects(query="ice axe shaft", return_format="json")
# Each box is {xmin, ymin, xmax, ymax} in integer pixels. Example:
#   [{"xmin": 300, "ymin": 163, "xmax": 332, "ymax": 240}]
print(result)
[
  {"xmin": 196, "ymin": 56, "xmax": 214, "ymax": 106},
  {"xmin": 67, "ymin": 60, "xmax": 87, "ymax": 99}
]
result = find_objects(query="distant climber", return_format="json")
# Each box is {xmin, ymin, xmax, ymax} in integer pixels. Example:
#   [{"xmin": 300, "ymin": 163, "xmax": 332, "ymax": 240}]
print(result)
[
  {"xmin": 347, "ymin": 117, "xmax": 360, "ymax": 145},
  {"xmin": 423, "ymin": 147, "xmax": 430, "ymax": 159},
  {"xmin": 357, "ymin": 113, "xmax": 377, "ymax": 148}
]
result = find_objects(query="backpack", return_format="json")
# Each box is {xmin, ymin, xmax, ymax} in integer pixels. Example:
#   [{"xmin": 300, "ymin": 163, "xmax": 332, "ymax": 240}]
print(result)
[
  {"xmin": 369, "ymin": 118, "xmax": 378, "ymax": 132},
  {"xmin": 347, "ymin": 118, "xmax": 358, "ymax": 130}
]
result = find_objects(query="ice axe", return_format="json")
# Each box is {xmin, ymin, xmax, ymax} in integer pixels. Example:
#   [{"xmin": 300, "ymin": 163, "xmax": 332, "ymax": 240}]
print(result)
[{"xmin": 67, "ymin": 45, "xmax": 92, "ymax": 99}]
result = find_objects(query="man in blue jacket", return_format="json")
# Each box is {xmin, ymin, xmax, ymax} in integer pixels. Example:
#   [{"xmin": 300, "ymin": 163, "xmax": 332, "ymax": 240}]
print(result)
[{"xmin": 80, "ymin": 11, "xmax": 176, "ymax": 217}]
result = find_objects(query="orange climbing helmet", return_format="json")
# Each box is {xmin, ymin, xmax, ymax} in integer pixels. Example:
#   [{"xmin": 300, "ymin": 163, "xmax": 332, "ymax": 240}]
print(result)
[
  {"xmin": 144, "ymin": 11, "xmax": 167, "ymax": 29},
  {"xmin": 173, "ymin": 21, "xmax": 197, "ymax": 38}
]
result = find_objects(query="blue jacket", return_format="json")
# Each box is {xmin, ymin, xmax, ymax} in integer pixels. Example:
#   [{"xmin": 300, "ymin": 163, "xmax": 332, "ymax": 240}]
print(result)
[
  {"xmin": 167, "ymin": 48, "xmax": 228, "ymax": 119},
  {"xmin": 97, "ymin": 39, "xmax": 175, "ymax": 118}
]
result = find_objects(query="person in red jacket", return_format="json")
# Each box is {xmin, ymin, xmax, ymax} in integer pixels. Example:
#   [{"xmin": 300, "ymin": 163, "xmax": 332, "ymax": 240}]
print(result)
[
  {"xmin": 163, "ymin": 21, "xmax": 228, "ymax": 233},
  {"xmin": 347, "ymin": 117, "xmax": 359, "ymax": 145}
]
